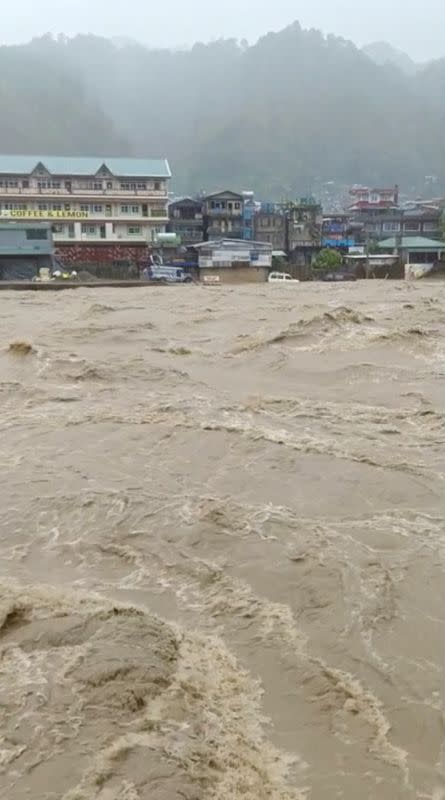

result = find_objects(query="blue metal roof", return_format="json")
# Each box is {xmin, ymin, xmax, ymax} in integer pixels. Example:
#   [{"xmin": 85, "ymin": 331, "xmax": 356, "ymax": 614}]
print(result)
[{"xmin": 0, "ymin": 155, "xmax": 171, "ymax": 178}]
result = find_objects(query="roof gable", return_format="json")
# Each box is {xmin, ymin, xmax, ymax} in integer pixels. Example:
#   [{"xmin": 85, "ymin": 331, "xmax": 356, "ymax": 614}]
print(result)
[{"xmin": 205, "ymin": 190, "xmax": 243, "ymax": 201}]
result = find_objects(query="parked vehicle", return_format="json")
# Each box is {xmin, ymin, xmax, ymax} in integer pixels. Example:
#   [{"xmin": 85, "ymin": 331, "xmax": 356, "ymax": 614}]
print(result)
[
  {"xmin": 321, "ymin": 271, "xmax": 357, "ymax": 282},
  {"xmin": 143, "ymin": 265, "xmax": 192, "ymax": 283},
  {"xmin": 268, "ymin": 272, "xmax": 299, "ymax": 283}
]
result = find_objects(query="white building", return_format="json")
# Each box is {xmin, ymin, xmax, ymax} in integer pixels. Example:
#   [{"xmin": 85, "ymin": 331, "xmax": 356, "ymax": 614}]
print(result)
[
  {"xmin": 0, "ymin": 156, "xmax": 171, "ymax": 250},
  {"xmin": 193, "ymin": 238, "xmax": 272, "ymax": 268}
]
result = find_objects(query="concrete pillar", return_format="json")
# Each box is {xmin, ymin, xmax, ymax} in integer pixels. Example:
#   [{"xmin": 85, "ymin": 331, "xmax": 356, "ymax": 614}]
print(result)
[
  {"xmin": 74, "ymin": 222, "xmax": 82, "ymax": 241},
  {"xmin": 105, "ymin": 222, "xmax": 113, "ymax": 241}
]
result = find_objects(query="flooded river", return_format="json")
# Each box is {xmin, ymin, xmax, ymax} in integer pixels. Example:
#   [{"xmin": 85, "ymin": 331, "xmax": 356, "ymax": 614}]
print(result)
[{"xmin": 0, "ymin": 281, "xmax": 444, "ymax": 799}]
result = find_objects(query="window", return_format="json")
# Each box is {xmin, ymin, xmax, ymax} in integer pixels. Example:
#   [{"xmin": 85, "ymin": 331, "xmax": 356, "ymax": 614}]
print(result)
[
  {"xmin": 423, "ymin": 222, "xmax": 438, "ymax": 232},
  {"xmin": 81, "ymin": 224, "xmax": 97, "ymax": 235},
  {"xmin": 52, "ymin": 224, "xmax": 64, "ymax": 234},
  {"xmin": 79, "ymin": 181, "xmax": 98, "ymax": 190},
  {"xmin": 404, "ymin": 222, "xmax": 420, "ymax": 232},
  {"xmin": 128, "ymin": 225, "xmax": 142, "ymax": 235},
  {"xmin": 38, "ymin": 203, "xmax": 48, "ymax": 211},
  {"xmin": 68, "ymin": 223, "xmax": 75, "ymax": 239},
  {"xmin": 120, "ymin": 182, "xmax": 136, "ymax": 191},
  {"xmin": 151, "ymin": 208, "xmax": 166, "ymax": 217},
  {"xmin": 93, "ymin": 204, "xmax": 103, "ymax": 213},
  {"xmin": 154, "ymin": 182, "xmax": 161, "ymax": 191},
  {"xmin": 234, "ymin": 202, "xmax": 241, "ymax": 210},
  {"xmin": 137, "ymin": 183, "xmax": 147, "ymax": 190},
  {"xmin": 131, "ymin": 205, "xmax": 140, "ymax": 214},
  {"xmin": 26, "ymin": 228, "xmax": 48, "ymax": 240},
  {"xmin": 106, "ymin": 181, "xmax": 113, "ymax": 190},
  {"xmin": 64, "ymin": 203, "xmax": 71, "ymax": 211},
  {"xmin": 22, "ymin": 180, "xmax": 29, "ymax": 189},
  {"xmin": 105, "ymin": 204, "xmax": 112, "ymax": 216},
  {"xmin": 80, "ymin": 204, "xmax": 90, "ymax": 213},
  {"xmin": 38, "ymin": 180, "xmax": 60, "ymax": 189},
  {"xmin": 383, "ymin": 222, "xmax": 400, "ymax": 232},
  {"xmin": 8, "ymin": 180, "xmax": 18, "ymax": 188},
  {"xmin": 121, "ymin": 204, "xmax": 129, "ymax": 213},
  {"xmin": 370, "ymin": 193, "xmax": 380, "ymax": 202},
  {"xmin": 52, "ymin": 203, "xmax": 62, "ymax": 211},
  {"xmin": 2, "ymin": 203, "xmax": 27, "ymax": 210}
]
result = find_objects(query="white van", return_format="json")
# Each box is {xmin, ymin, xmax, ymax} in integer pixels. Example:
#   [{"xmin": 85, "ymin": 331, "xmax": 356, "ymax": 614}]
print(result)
[
  {"xmin": 143, "ymin": 265, "xmax": 192, "ymax": 283},
  {"xmin": 268, "ymin": 272, "xmax": 299, "ymax": 283}
]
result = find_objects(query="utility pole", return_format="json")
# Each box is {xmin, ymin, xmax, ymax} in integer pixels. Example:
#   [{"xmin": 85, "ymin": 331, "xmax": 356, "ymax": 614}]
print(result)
[
  {"xmin": 284, "ymin": 209, "xmax": 290, "ymax": 256},
  {"xmin": 365, "ymin": 231, "xmax": 370, "ymax": 279}
]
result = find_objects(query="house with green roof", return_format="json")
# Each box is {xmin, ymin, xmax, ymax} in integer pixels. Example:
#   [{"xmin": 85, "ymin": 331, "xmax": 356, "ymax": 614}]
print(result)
[
  {"xmin": 0, "ymin": 154, "xmax": 172, "ymax": 274},
  {"xmin": 378, "ymin": 235, "xmax": 445, "ymax": 265}
]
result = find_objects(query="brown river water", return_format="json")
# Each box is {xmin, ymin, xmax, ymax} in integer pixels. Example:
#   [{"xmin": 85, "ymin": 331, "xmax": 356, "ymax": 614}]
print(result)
[{"xmin": 0, "ymin": 281, "xmax": 444, "ymax": 800}]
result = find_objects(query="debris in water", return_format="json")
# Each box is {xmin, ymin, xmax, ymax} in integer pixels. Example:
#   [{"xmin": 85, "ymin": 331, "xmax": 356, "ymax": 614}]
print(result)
[{"xmin": 7, "ymin": 340, "xmax": 35, "ymax": 355}]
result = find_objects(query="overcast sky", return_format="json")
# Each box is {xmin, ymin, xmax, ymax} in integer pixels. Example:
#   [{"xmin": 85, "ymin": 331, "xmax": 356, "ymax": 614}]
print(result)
[{"xmin": 1, "ymin": 0, "xmax": 443, "ymax": 61}]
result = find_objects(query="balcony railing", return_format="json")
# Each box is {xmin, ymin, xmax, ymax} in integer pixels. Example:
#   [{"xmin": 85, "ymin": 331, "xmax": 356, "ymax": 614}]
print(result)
[
  {"xmin": 205, "ymin": 207, "xmax": 243, "ymax": 216},
  {"xmin": 0, "ymin": 186, "xmax": 167, "ymax": 198}
]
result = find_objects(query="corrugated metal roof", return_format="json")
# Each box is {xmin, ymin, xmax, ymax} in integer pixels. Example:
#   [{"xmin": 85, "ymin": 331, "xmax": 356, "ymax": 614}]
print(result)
[
  {"xmin": 0, "ymin": 155, "xmax": 171, "ymax": 178},
  {"xmin": 379, "ymin": 236, "xmax": 445, "ymax": 250}
]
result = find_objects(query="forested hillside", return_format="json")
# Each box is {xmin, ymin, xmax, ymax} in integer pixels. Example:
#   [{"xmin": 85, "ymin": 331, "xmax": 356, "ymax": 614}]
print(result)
[{"xmin": 0, "ymin": 23, "xmax": 443, "ymax": 197}]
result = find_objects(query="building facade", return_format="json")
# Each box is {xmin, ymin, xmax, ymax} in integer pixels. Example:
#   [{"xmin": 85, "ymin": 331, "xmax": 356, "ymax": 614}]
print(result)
[
  {"xmin": 286, "ymin": 199, "xmax": 323, "ymax": 264},
  {"xmin": 0, "ymin": 221, "xmax": 54, "ymax": 280},
  {"xmin": 254, "ymin": 203, "xmax": 286, "ymax": 250},
  {"xmin": 348, "ymin": 185, "xmax": 399, "ymax": 212},
  {"xmin": 168, "ymin": 198, "xmax": 204, "ymax": 245},
  {"xmin": 192, "ymin": 238, "xmax": 272, "ymax": 283},
  {"xmin": 0, "ymin": 155, "xmax": 171, "ymax": 269},
  {"xmin": 203, "ymin": 191, "xmax": 244, "ymax": 240}
]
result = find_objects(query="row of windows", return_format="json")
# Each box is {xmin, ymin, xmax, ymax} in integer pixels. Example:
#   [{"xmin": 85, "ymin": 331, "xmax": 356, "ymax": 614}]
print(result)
[
  {"xmin": 0, "ymin": 202, "xmax": 166, "ymax": 215},
  {"xmin": 0, "ymin": 178, "xmax": 163, "ymax": 191},
  {"xmin": 209, "ymin": 201, "xmax": 242, "ymax": 210},
  {"xmin": 367, "ymin": 221, "xmax": 438, "ymax": 233},
  {"xmin": 51, "ymin": 223, "xmax": 145, "ymax": 235}
]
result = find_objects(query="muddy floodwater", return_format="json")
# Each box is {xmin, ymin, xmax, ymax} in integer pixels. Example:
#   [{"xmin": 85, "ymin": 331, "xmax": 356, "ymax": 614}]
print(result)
[{"xmin": 0, "ymin": 281, "xmax": 444, "ymax": 800}]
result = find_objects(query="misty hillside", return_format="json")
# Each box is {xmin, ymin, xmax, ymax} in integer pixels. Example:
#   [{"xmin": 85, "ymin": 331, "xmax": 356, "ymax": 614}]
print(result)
[
  {"xmin": 0, "ymin": 38, "xmax": 127, "ymax": 156},
  {"xmin": 362, "ymin": 41, "xmax": 418, "ymax": 76},
  {"xmin": 0, "ymin": 24, "xmax": 444, "ymax": 197},
  {"xmin": 415, "ymin": 58, "xmax": 445, "ymax": 112}
]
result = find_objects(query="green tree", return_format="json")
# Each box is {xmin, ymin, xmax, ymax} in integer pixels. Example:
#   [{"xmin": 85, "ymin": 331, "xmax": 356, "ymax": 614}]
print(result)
[{"xmin": 313, "ymin": 249, "xmax": 343, "ymax": 271}]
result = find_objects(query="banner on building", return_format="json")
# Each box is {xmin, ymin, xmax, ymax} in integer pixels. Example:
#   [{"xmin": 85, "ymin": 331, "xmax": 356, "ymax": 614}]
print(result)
[{"xmin": 1, "ymin": 210, "xmax": 89, "ymax": 220}]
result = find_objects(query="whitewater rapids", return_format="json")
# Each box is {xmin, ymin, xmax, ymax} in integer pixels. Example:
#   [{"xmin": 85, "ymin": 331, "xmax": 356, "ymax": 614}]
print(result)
[{"xmin": 0, "ymin": 280, "xmax": 444, "ymax": 799}]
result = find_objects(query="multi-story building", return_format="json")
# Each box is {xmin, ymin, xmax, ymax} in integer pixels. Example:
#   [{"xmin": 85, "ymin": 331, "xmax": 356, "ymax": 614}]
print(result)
[
  {"xmin": 254, "ymin": 203, "xmax": 286, "ymax": 250},
  {"xmin": 0, "ymin": 155, "xmax": 171, "ymax": 270},
  {"xmin": 203, "ymin": 191, "xmax": 244, "ymax": 240},
  {"xmin": 168, "ymin": 197, "xmax": 204, "ymax": 245},
  {"xmin": 348, "ymin": 185, "xmax": 399, "ymax": 212},
  {"xmin": 322, "ymin": 214, "xmax": 356, "ymax": 249},
  {"xmin": 349, "ymin": 203, "xmax": 442, "ymax": 246},
  {"xmin": 286, "ymin": 199, "xmax": 323, "ymax": 264}
]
